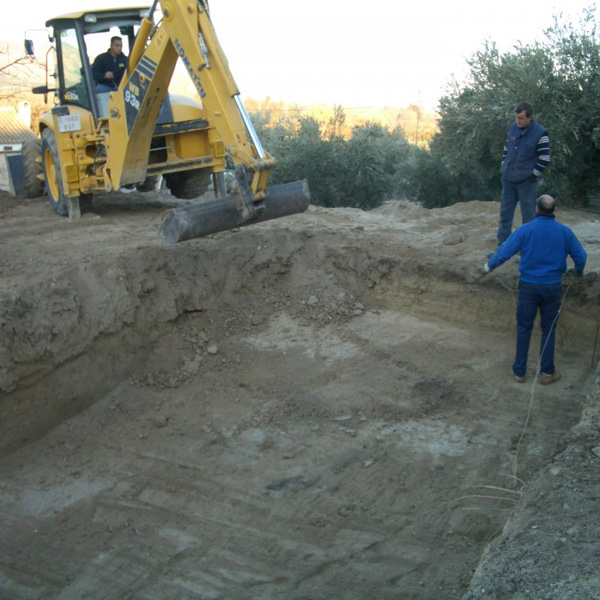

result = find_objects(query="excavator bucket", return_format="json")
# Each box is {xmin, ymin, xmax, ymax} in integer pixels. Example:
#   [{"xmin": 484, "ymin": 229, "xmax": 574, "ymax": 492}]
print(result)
[{"xmin": 158, "ymin": 179, "xmax": 310, "ymax": 243}]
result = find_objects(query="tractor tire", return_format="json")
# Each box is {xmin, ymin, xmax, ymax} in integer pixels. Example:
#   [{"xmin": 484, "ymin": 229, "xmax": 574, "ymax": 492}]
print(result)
[
  {"xmin": 136, "ymin": 176, "xmax": 159, "ymax": 192},
  {"xmin": 41, "ymin": 128, "xmax": 68, "ymax": 216},
  {"xmin": 21, "ymin": 136, "xmax": 44, "ymax": 198},
  {"xmin": 164, "ymin": 168, "xmax": 212, "ymax": 200}
]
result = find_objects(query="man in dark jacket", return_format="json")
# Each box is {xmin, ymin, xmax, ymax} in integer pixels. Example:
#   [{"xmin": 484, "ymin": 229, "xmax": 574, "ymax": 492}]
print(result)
[
  {"xmin": 496, "ymin": 102, "xmax": 550, "ymax": 246},
  {"xmin": 92, "ymin": 36, "xmax": 128, "ymax": 92},
  {"xmin": 484, "ymin": 195, "xmax": 586, "ymax": 384}
]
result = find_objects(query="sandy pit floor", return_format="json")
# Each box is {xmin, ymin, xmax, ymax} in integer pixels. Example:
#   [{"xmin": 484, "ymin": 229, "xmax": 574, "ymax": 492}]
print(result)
[{"xmin": 0, "ymin": 189, "xmax": 599, "ymax": 599}]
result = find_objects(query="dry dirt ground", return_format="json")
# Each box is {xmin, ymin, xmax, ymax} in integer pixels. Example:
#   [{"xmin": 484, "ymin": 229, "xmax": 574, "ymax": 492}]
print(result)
[{"xmin": 0, "ymin": 188, "xmax": 599, "ymax": 600}]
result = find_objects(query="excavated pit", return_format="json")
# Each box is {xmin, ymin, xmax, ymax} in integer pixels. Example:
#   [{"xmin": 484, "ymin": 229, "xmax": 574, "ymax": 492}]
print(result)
[{"xmin": 0, "ymin": 192, "xmax": 599, "ymax": 599}]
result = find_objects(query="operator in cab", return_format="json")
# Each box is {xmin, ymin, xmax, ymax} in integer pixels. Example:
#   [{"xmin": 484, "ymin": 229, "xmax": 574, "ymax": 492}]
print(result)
[{"xmin": 92, "ymin": 36, "xmax": 128, "ymax": 92}]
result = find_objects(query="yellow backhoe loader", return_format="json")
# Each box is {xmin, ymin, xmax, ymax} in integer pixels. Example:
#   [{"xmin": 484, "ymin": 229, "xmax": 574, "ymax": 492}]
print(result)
[{"xmin": 27, "ymin": 1, "xmax": 309, "ymax": 242}]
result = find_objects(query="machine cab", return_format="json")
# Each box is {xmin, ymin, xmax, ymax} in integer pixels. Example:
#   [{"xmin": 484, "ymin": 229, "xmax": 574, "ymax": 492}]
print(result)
[{"xmin": 35, "ymin": 7, "xmax": 150, "ymax": 123}]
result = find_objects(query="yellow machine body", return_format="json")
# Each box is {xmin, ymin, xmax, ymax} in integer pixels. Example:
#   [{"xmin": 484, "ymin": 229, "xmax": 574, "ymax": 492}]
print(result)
[{"xmin": 31, "ymin": 1, "xmax": 306, "ymax": 236}]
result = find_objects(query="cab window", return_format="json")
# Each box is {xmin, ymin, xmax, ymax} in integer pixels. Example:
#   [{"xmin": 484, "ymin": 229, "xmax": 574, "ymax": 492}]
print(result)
[{"xmin": 59, "ymin": 28, "xmax": 90, "ymax": 109}]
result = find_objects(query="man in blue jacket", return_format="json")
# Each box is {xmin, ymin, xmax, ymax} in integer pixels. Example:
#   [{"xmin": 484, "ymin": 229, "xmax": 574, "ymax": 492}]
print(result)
[
  {"xmin": 496, "ymin": 102, "xmax": 550, "ymax": 247},
  {"xmin": 484, "ymin": 195, "xmax": 587, "ymax": 384},
  {"xmin": 92, "ymin": 37, "xmax": 128, "ymax": 93}
]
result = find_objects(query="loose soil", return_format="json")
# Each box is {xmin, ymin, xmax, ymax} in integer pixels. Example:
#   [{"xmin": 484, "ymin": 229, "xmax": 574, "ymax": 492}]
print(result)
[{"xmin": 0, "ymin": 189, "xmax": 599, "ymax": 600}]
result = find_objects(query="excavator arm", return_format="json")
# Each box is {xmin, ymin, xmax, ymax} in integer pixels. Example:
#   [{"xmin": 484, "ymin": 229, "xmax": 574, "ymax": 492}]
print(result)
[{"xmin": 103, "ymin": 0, "xmax": 308, "ymax": 241}]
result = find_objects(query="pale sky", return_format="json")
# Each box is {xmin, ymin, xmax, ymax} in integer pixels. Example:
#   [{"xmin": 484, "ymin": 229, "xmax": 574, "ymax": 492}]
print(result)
[{"xmin": 4, "ymin": 0, "xmax": 598, "ymax": 110}]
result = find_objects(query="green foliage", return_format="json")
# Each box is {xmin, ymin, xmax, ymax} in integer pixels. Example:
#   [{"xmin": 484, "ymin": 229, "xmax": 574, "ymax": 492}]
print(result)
[
  {"xmin": 340, "ymin": 123, "xmax": 392, "ymax": 209},
  {"xmin": 434, "ymin": 41, "xmax": 556, "ymax": 202},
  {"xmin": 541, "ymin": 9, "xmax": 600, "ymax": 203},
  {"xmin": 391, "ymin": 147, "xmax": 444, "ymax": 208},
  {"xmin": 433, "ymin": 8, "xmax": 600, "ymax": 206},
  {"xmin": 259, "ymin": 114, "xmax": 345, "ymax": 207},
  {"xmin": 247, "ymin": 8, "xmax": 600, "ymax": 210},
  {"xmin": 251, "ymin": 109, "xmax": 421, "ymax": 210}
]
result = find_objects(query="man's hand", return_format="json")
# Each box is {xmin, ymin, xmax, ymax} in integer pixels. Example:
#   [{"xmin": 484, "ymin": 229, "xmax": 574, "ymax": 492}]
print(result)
[
  {"xmin": 565, "ymin": 267, "xmax": 582, "ymax": 279},
  {"xmin": 104, "ymin": 71, "xmax": 114, "ymax": 79}
]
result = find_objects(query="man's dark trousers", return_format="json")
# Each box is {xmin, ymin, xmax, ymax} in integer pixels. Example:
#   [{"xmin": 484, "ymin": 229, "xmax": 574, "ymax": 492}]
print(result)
[
  {"xmin": 513, "ymin": 281, "xmax": 562, "ymax": 377},
  {"xmin": 498, "ymin": 177, "xmax": 537, "ymax": 245}
]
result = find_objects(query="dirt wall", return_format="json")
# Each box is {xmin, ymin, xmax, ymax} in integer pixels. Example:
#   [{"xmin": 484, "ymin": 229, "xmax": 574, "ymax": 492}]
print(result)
[{"xmin": 0, "ymin": 193, "xmax": 599, "ymax": 599}]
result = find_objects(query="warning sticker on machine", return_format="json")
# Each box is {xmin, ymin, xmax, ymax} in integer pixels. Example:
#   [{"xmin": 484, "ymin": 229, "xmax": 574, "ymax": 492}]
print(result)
[{"xmin": 58, "ymin": 114, "xmax": 81, "ymax": 133}]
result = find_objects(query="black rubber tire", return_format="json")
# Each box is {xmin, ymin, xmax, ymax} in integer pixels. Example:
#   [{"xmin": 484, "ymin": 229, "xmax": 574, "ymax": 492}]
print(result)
[
  {"xmin": 21, "ymin": 137, "xmax": 44, "ymax": 198},
  {"xmin": 164, "ymin": 168, "xmax": 212, "ymax": 200},
  {"xmin": 136, "ymin": 176, "xmax": 159, "ymax": 192},
  {"xmin": 41, "ymin": 128, "xmax": 68, "ymax": 216}
]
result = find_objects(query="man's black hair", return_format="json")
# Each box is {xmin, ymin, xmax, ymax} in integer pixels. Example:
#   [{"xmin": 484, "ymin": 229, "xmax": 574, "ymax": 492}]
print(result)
[{"xmin": 515, "ymin": 102, "xmax": 533, "ymax": 117}]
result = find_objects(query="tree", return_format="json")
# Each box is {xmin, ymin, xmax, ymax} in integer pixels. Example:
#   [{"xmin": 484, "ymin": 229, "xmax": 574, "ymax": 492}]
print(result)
[
  {"xmin": 0, "ymin": 46, "xmax": 46, "ymax": 104},
  {"xmin": 250, "ymin": 109, "xmax": 417, "ymax": 210},
  {"xmin": 337, "ymin": 123, "xmax": 390, "ymax": 208},
  {"xmin": 323, "ymin": 104, "xmax": 346, "ymax": 141},
  {"xmin": 432, "ymin": 8, "xmax": 600, "ymax": 206},
  {"xmin": 541, "ymin": 8, "xmax": 600, "ymax": 203},
  {"xmin": 434, "ymin": 40, "xmax": 556, "ymax": 203}
]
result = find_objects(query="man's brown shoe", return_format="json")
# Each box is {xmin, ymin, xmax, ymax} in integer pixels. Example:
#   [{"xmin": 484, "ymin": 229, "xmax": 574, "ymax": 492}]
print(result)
[
  {"xmin": 540, "ymin": 372, "xmax": 561, "ymax": 385},
  {"xmin": 512, "ymin": 370, "xmax": 525, "ymax": 383}
]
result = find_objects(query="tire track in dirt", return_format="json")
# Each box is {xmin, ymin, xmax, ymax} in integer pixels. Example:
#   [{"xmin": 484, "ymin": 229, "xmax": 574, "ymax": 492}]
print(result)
[{"xmin": 0, "ymin": 196, "xmax": 598, "ymax": 599}]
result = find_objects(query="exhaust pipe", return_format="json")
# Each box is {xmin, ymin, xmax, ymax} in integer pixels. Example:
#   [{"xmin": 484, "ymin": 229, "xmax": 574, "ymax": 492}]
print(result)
[{"xmin": 158, "ymin": 179, "xmax": 310, "ymax": 243}]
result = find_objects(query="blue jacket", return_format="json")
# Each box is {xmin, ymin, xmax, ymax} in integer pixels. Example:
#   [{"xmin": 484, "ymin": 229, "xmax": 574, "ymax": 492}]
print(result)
[
  {"xmin": 488, "ymin": 214, "xmax": 587, "ymax": 284},
  {"xmin": 501, "ymin": 121, "xmax": 550, "ymax": 183},
  {"xmin": 92, "ymin": 51, "xmax": 128, "ymax": 88}
]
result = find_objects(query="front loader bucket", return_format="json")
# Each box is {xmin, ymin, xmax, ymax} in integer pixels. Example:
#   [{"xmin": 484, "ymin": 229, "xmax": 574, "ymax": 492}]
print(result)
[{"xmin": 158, "ymin": 179, "xmax": 310, "ymax": 243}]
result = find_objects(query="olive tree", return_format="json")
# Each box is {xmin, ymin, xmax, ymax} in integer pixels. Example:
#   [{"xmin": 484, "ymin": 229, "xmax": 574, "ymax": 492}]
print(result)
[{"xmin": 433, "ymin": 7, "xmax": 600, "ymax": 206}]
